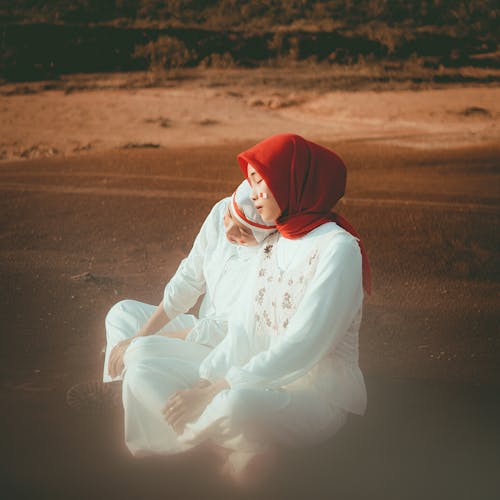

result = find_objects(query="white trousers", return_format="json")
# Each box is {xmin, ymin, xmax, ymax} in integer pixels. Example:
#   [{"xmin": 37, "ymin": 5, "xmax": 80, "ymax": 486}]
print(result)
[
  {"xmin": 121, "ymin": 335, "xmax": 348, "ymax": 458},
  {"xmin": 106, "ymin": 303, "xmax": 348, "ymax": 458},
  {"xmin": 123, "ymin": 335, "xmax": 212, "ymax": 455},
  {"xmin": 102, "ymin": 299, "xmax": 197, "ymax": 383}
]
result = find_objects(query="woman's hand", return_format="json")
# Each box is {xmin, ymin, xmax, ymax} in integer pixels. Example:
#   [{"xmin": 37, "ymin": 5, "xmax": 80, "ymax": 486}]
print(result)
[
  {"xmin": 108, "ymin": 325, "xmax": 190, "ymax": 379},
  {"xmin": 162, "ymin": 379, "xmax": 229, "ymax": 434},
  {"xmin": 194, "ymin": 378, "xmax": 211, "ymax": 388},
  {"xmin": 162, "ymin": 386, "xmax": 213, "ymax": 434},
  {"xmin": 108, "ymin": 337, "xmax": 134, "ymax": 378}
]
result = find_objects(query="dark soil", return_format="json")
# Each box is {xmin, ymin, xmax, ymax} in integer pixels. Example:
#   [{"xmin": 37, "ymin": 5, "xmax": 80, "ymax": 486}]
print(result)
[{"xmin": 1, "ymin": 142, "xmax": 499, "ymax": 499}]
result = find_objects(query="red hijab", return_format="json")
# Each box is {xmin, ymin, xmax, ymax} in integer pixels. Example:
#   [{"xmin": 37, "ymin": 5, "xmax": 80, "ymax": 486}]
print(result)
[{"xmin": 237, "ymin": 133, "xmax": 371, "ymax": 294}]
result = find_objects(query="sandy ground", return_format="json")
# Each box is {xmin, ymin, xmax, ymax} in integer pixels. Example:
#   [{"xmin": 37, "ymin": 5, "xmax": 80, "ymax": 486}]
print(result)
[
  {"xmin": 1, "ymin": 70, "xmax": 500, "ymax": 162},
  {"xmin": 0, "ymin": 72, "xmax": 499, "ymax": 499}
]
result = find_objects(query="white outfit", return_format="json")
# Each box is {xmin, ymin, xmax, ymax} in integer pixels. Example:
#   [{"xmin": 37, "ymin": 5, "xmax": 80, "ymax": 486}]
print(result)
[
  {"xmin": 123, "ymin": 222, "xmax": 366, "ymax": 457},
  {"xmin": 103, "ymin": 198, "xmax": 260, "ymax": 382}
]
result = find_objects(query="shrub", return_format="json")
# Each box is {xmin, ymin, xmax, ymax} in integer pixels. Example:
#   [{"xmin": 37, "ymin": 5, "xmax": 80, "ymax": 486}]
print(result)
[
  {"xmin": 200, "ymin": 51, "xmax": 236, "ymax": 69},
  {"xmin": 132, "ymin": 35, "xmax": 196, "ymax": 71}
]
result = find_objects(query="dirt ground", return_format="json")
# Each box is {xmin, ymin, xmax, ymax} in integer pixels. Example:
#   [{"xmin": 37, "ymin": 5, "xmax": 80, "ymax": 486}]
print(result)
[
  {"xmin": 1, "ymin": 69, "xmax": 500, "ymax": 161},
  {"xmin": 0, "ymin": 73, "xmax": 499, "ymax": 499}
]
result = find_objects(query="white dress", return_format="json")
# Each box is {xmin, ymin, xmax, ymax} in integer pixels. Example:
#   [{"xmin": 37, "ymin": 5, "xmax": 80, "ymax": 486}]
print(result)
[
  {"xmin": 103, "ymin": 198, "xmax": 259, "ymax": 382},
  {"xmin": 123, "ymin": 222, "xmax": 366, "ymax": 457}
]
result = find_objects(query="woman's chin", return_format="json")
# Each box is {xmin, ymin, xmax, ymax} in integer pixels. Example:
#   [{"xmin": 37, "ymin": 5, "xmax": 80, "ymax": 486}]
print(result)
[{"xmin": 259, "ymin": 214, "xmax": 273, "ymax": 224}]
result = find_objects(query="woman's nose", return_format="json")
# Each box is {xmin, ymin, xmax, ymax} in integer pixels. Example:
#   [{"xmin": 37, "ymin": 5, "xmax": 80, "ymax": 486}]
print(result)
[{"xmin": 250, "ymin": 189, "xmax": 258, "ymax": 201}]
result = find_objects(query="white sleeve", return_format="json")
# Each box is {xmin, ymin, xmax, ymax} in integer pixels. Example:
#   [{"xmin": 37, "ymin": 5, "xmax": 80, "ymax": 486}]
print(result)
[
  {"xmin": 224, "ymin": 237, "xmax": 363, "ymax": 390},
  {"xmin": 185, "ymin": 318, "xmax": 228, "ymax": 348},
  {"xmin": 162, "ymin": 200, "xmax": 226, "ymax": 319}
]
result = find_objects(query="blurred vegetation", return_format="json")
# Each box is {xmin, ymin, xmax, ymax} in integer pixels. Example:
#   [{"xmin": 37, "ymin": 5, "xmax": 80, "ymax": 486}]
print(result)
[
  {"xmin": 132, "ymin": 35, "xmax": 195, "ymax": 71},
  {"xmin": 0, "ymin": 1, "xmax": 498, "ymax": 81},
  {"xmin": 1, "ymin": 0, "xmax": 498, "ymax": 36},
  {"xmin": 3, "ymin": 1, "xmax": 499, "ymax": 32}
]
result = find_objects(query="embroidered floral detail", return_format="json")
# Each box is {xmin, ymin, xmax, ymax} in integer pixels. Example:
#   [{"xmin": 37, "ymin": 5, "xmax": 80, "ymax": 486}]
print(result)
[
  {"xmin": 277, "ymin": 270, "xmax": 284, "ymax": 283},
  {"xmin": 308, "ymin": 250, "xmax": 319, "ymax": 266},
  {"xmin": 263, "ymin": 310, "xmax": 272, "ymax": 327},
  {"xmin": 282, "ymin": 292, "xmax": 293, "ymax": 309},
  {"xmin": 255, "ymin": 288, "xmax": 265, "ymax": 306},
  {"xmin": 271, "ymin": 301, "xmax": 276, "ymax": 307},
  {"xmin": 267, "ymin": 276, "xmax": 274, "ymax": 283},
  {"xmin": 283, "ymin": 318, "xmax": 289, "ymax": 329},
  {"xmin": 258, "ymin": 268, "xmax": 266, "ymax": 277},
  {"xmin": 264, "ymin": 244, "xmax": 273, "ymax": 259},
  {"xmin": 288, "ymin": 278, "xmax": 293, "ymax": 286}
]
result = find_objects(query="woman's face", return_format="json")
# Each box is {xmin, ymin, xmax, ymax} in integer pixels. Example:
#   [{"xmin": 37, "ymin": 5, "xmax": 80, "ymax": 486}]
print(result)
[
  {"xmin": 247, "ymin": 164, "xmax": 282, "ymax": 223},
  {"xmin": 223, "ymin": 205, "xmax": 258, "ymax": 246}
]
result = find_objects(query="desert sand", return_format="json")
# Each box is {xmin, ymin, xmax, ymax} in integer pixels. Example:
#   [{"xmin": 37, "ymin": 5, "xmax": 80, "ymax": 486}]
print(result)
[{"xmin": 0, "ymin": 71, "xmax": 499, "ymax": 499}]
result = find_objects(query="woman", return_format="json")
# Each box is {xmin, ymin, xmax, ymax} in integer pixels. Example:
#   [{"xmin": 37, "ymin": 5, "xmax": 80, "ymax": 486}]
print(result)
[
  {"xmin": 66, "ymin": 181, "xmax": 275, "ymax": 411},
  {"xmin": 124, "ymin": 134, "xmax": 371, "ymax": 480},
  {"xmin": 104, "ymin": 180, "xmax": 276, "ymax": 381}
]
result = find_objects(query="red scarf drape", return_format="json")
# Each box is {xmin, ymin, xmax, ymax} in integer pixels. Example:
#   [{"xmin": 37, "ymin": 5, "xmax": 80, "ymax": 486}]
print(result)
[{"xmin": 237, "ymin": 133, "xmax": 371, "ymax": 295}]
